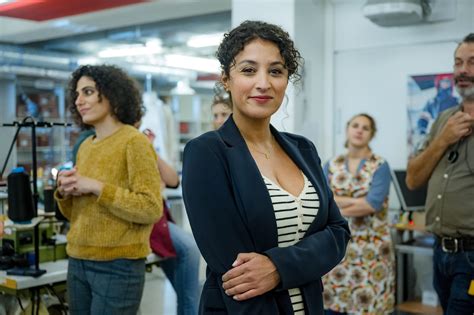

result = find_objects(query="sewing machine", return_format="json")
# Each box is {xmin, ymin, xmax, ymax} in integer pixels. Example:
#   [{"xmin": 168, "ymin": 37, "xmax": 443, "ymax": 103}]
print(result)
[{"xmin": 1, "ymin": 217, "xmax": 67, "ymax": 266}]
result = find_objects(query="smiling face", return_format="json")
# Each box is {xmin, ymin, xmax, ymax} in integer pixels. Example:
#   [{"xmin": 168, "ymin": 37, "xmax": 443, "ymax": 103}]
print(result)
[
  {"xmin": 346, "ymin": 115, "xmax": 375, "ymax": 149},
  {"xmin": 454, "ymin": 42, "xmax": 474, "ymax": 101},
  {"xmin": 211, "ymin": 102, "xmax": 232, "ymax": 129},
  {"xmin": 222, "ymin": 38, "xmax": 289, "ymax": 122},
  {"xmin": 75, "ymin": 76, "xmax": 114, "ymax": 127}
]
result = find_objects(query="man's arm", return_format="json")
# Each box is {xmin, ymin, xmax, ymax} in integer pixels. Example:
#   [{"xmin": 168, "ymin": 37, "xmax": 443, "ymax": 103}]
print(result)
[
  {"xmin": 406, "ymin": 111, "xmax": 473, "ymax": 189},
  {"xmin": 406, "ymin": 136, "xmax": 449, "ymax": 189}
]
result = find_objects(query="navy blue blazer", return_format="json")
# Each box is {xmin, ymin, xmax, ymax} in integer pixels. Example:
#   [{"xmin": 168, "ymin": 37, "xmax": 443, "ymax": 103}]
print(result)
[{"xmin": 182, "ymin": 116, "xmax": 350, "ymax": 315}]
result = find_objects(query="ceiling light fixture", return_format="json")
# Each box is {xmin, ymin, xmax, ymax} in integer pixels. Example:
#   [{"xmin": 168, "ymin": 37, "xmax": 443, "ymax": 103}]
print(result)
[
  {"xmin": 164, "ymin": 54, "xmax": 220, "ymax": 74},
  {"xmin": 98, "ymin": 41, "xmax": 162, "ymax": 58},
  {"xmin": 77, "ymin": 57, "xmax": 100, "ymax": 65},
  {"xmin": 187, "ymin": 32, "xmax": 225, "ymax": 48},
  {"xmin": 131, "ymin": 64, "xmax": 196, "ymax": 78}
]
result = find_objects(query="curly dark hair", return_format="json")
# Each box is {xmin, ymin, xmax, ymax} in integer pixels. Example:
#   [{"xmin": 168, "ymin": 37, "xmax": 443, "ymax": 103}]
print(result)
[
  {"xmin": 68, "ymin": 64, "xmax": 144, "ymax": 128},
  {"xmin": 211, "ymin": 85, "xmax": 232, "ymax": 110},
  {"xmin": 216, "ymin": 20, "xmax": 303, "ymax": 83}
]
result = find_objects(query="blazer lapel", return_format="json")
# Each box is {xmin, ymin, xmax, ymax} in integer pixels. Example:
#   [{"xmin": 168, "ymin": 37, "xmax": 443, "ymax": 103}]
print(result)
[{"xmin": 218, "ymin": 117, "xmax": 278, "ymax": 251}]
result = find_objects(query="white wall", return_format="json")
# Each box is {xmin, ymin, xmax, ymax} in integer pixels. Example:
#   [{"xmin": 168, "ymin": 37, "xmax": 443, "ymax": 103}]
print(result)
[
  {"xmin": 232, "ymin": 0, "xmax": 297, "ymax": 133},
  {"xmin": 231, "ymin": 0, "xmax": 328, "ymax": 151},
  {"xmin": 293, "ymin": 0, "xmax": 327, "ymax": 155},
  {"xmin": 329, "ymin": 0, "xmax": 474, "ymax": 169},
  {"xmin": 0, "ymin": 77, "xmax": 17, "ymax": 177},
  {"xmin": 334, "ymin": 42, "xmax": 457, "ymax": 167}
]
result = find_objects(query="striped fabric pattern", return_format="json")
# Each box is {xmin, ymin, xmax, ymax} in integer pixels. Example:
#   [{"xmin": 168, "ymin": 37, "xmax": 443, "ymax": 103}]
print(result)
[{"xmin": 262, "ymin": 173, "xmax": 320, "ymax": 315}]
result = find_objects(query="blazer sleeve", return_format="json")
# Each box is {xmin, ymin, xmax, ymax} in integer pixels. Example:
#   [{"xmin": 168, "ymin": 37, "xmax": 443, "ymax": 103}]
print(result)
[
  {"xmin": 182, "ymin": 137, "xmax": 279, "ymax": 314},
  {"xmin": 264, "ymin": 141, "xmax": 351, "ymax": 290}
]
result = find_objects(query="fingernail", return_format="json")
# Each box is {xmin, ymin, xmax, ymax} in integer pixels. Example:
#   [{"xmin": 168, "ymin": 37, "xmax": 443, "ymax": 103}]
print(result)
[
  {"xmin": 233, "ymin": 296, "xmax": 239, "ymax": 301},
  {"xmin": 232, "ymin": 260, "xmax": 238, "ymax": 267}
]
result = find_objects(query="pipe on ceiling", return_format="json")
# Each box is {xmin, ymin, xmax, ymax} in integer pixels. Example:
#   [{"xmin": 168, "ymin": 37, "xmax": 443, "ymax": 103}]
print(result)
[{"xmin": 0, "ymin": 44, "xmax": 78, "ymax": 71}]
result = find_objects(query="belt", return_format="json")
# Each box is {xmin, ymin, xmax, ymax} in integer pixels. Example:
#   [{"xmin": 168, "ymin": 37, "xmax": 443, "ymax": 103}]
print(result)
[{"xmin": 436, "ymin": 236, "xmax": 474, "ymax": 253}]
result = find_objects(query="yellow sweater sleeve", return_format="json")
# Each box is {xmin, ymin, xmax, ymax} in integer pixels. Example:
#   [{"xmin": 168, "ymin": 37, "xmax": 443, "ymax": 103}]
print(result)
[
  {"xmin": 54, "ymin": 190, "xmax": 72, "ymax": 220},
  {"xmin": 96, "ymin": 135, "xmax": 163, "ymax": 224}
]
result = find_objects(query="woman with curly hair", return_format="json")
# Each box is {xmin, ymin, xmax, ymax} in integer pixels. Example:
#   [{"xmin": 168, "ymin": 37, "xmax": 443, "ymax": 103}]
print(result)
[
  {"xmin": 55, "ymin": 64, "xmax": 163, "ymax": 314},
  {"xmin": 182, "ymin": 20, "xmax": 350, "ymax": 315}
]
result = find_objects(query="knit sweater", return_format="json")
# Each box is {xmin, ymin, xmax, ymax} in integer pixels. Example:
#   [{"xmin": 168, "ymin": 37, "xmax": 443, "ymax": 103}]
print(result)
[{"xmin": 55, "ymin": 125, "xmax": 163, "ymax": 260}]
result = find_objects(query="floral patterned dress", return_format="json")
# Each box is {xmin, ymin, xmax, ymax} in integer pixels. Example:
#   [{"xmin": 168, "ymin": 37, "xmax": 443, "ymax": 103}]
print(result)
[{"xmin": 322, "ymin": 154, "xmax": 395, "ymax": 315}]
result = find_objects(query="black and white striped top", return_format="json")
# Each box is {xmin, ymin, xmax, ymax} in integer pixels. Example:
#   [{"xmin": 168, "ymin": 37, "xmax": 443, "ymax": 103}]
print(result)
[{"xmin": 262, "ymin": 173, "xmax": 320, "ymax": 315}]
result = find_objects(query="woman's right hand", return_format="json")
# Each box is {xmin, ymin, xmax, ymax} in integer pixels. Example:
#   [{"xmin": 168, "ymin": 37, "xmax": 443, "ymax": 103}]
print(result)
[
  {"xmin": 56, "ymin": 168, "xmax": 78, "ymax": 197},
  {"xmin": 221, "ymin": 252, "xmax": 281, "ymax": 301}
]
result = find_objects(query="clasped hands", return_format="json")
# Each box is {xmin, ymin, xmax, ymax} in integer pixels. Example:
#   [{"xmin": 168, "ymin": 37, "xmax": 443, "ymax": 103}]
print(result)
[
  {"xmin": 222, "ymin": 252, "xmax": 280, "ymax": 301},
  {"xmin": 56, "ymin": 168, "xmax": 103, "ymax": 197}
]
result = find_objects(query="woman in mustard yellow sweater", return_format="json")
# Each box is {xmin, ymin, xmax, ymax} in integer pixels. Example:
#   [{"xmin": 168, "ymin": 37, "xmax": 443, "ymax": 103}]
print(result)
[{"xmin": 55, "ymin": 65, "xmax": 163, "ymax": 314}]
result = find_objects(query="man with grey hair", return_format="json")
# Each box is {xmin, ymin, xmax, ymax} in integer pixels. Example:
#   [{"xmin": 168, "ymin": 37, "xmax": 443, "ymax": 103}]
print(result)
[{"xmin": 406, "ymin": 33, "xmax": 474, "ymax": 313}]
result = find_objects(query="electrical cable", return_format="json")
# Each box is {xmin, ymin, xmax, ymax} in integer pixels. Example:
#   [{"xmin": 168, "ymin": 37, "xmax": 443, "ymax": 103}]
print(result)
[
  {"xmin": 0, "ymin": 124, "xmax": 22, "ymax": 179},
  {"xmin": 17, "ymin": 297, "xmax": 25, "ymax": 311},
  {"xmin": 0, "ymin": 116, "xmax": 36, "ymax": 179},
  {"xmin": 30, "ymin": 289, "xmax": 35, "ymax": 315},
  {"xmin": 36, "ymin": 288, "xmax": 40, "ymax": 315},
  {"xmin": 48, "ymin": 284, "xmax": 68, "ymax": 313}
]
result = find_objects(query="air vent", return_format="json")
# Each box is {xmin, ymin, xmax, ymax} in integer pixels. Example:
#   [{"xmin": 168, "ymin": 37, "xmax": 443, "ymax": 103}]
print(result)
[{"xmin": 362, "ymin": 0, "xmax": 456, "ymax": 27}]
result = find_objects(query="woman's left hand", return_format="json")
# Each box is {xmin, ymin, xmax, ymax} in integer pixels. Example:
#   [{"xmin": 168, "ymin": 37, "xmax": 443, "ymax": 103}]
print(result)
[
  {"xmin": 61, "ymin": 171, "xmax": 103, "ymax": 197},
  {"xmin": 222, "ymin": 252, "xmax": 280, "ymax": 301}
]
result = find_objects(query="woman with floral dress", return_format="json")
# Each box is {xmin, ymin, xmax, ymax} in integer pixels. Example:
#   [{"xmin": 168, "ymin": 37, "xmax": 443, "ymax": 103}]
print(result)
[{"xmin": 323, "ymin": 113, "xmax": 395, "ymax": 315}]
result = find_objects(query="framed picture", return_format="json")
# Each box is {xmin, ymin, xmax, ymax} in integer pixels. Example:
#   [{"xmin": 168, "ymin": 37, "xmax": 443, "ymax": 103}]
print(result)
[{"xmin": 407, "ymin": 73, "xmax": 459, "ymax": 157}]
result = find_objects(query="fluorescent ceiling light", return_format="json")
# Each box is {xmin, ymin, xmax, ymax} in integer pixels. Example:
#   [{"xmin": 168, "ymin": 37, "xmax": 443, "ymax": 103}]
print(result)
[
  {"xmin": 164, "ymin": 54, "xmax": 220, "ymax": 74},
  {"xmin": 77, "ymin": 57, "xmax": 100, "ymax": 65},
  {"xmin": 98, "ymin": 41, "xmax": 162, "ymax": 58},
  {"xmin": 51, "ymin": 19, "xmax": 71, "ymax": 28},
  {"xmin": 187, "ymin": 32, "xmax": 225, "ymax": 48},
  {"xmin": 131, "ymin": 64, "xmax": 196, "ymax": 78},
  {"xmin": 0, "ymin": 0, "xmax": 15, "ymax": 5}
]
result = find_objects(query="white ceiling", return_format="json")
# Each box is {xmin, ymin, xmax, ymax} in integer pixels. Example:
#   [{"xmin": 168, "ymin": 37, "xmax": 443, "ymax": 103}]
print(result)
[
  {"xmin": 0, "ymin": 0, "xmax": 232, "ymax": 89},
  {"xmin": 0, "ymin": 0, "xmax": 232, "ymax": 44}
]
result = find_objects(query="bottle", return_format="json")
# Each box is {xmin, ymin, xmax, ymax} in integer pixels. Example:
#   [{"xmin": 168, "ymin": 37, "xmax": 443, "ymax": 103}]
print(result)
[{"xmin": 7, "ymin": 167, "xmax": 35, "ymax": 223}]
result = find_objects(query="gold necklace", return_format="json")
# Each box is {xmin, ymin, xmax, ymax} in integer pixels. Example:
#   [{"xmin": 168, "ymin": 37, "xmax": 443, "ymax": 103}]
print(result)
[{"xmin": 247, "ymin": 138, "xmax": 274, "ymax": 160}]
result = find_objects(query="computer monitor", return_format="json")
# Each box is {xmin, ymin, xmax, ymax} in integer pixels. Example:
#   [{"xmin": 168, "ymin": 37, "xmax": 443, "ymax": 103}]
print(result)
[{"xmin": 391, "ymin": 169, "xmax": 427, "ymax": 211}]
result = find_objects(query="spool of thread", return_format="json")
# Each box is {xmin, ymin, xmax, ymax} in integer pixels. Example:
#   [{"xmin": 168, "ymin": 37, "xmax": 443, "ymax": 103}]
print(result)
[
  {"xmin": 7, "ymin": 167, "xmax": 35, "ymax": 223},
  {"xmin": 55, "ymin": 201, "xmax": 68, "ymax": 221},
  {"xmin": 43, "ymin": 187, "xmax": 55, "ymax": 213}
]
